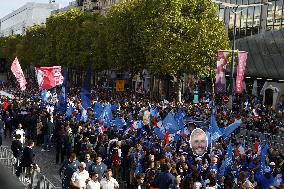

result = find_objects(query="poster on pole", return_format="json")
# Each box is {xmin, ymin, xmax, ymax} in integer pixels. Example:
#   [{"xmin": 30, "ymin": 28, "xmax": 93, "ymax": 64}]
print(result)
[{"xmin": 116, "ymin": 80, "xmax": 125, "ymax": 92}]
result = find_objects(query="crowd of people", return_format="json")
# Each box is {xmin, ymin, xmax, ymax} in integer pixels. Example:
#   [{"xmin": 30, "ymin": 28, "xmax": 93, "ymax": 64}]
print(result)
[{"xmin": 0, "ymin": 81, "xmax": 283, "ymax": 189}]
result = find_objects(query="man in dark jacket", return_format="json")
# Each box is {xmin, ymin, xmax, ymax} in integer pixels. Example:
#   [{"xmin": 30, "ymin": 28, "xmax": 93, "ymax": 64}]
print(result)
[
  {"xmin": 59, "ymin": 153, "xmax": 80, "ymax": 189},
  {"xmin": 154, "ymin": 163, "xmax": 175, "ymax": 189},
  {"xmin": 16, "ymin": 140, "xmax": 35, "ymax": 177},
  {"xmin": 42, "ymin": 115, "xmax": 54, "ymax": 152},
  {"xmin": 11, "ymin": 134, "xmax": 23, "ymax": 165}
]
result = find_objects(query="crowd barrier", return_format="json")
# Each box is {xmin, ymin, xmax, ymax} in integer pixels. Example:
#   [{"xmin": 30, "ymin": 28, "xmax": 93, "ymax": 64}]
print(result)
[{"xmin": 0, "ymin": 146, "xmax": 60, "ymax": 189}]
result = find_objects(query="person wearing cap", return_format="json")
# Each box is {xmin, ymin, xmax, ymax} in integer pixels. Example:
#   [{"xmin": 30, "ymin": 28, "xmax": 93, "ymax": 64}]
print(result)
[
  {"xmin": 70, "ymin": 162, "xmax": 89, "ymax": 189},
  {"xmin": 190, "ymin": 128, "xmax": 208, "ymax": 157}
]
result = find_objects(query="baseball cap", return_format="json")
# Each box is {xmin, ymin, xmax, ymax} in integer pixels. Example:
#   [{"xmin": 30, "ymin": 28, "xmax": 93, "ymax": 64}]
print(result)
[
  {"xmin": 195, "ymin": 157, "xmax": 202, "ymax": 161},
  {"xmin": 269, "ymin": 162, "xmax": 276, "ymax": 166}
]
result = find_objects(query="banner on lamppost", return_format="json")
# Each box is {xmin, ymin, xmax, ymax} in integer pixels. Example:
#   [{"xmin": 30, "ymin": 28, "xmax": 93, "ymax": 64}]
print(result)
[
  {"xmin": 236, "ymin": 52, "xmax": 248, "ymax": 94},
  {"xmin": 215, "ymin": 51, "xmax": 229, "ymax": 94}
]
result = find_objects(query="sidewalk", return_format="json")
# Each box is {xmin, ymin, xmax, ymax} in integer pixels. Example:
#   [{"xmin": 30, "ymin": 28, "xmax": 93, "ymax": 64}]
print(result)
[{"xmin": 2, "ymin": 136, "xmax": 62, "ymax": 188}]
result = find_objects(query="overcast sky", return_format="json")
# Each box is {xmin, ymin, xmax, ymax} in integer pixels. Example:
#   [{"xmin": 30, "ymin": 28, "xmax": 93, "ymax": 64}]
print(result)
[{"xmin": 0, "ymin": 0, "xmax": 71, "ymax": 18}]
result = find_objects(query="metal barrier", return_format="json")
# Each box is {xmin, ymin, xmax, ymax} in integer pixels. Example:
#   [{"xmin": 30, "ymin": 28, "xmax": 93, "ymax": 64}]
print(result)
[{"xmin": 0, "ymin": 146, "xmax": 60, "ymax": 189}]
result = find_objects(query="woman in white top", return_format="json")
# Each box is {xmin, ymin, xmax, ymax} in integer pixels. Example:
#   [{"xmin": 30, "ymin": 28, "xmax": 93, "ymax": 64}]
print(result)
[{"xmin": 87, "ymin": 172, "xmax": 100, "ymax": 189}]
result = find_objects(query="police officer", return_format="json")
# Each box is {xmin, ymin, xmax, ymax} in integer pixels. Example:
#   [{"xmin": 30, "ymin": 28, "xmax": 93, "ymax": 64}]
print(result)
[{"xmin": 59, "ymin": 153, "xmax": 80, "ymax": 189}]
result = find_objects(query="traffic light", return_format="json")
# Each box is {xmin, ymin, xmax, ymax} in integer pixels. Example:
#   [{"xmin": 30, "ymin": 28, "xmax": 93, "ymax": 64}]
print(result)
[{"xmin": 0, "ymin": 58, "xmax": 6, "ymax": 73}]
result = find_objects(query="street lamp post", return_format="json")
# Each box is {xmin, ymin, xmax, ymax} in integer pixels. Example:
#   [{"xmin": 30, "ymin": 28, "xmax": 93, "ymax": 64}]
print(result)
[{"xmin": 213, "ymin": 0, "xmax": 270, "ymax": 109}]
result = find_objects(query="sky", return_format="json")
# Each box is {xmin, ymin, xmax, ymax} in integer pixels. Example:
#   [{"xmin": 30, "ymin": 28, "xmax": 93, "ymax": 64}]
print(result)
[{"xmin": 0, "ymin": 0, "xmax": 71, "ymax": 18}]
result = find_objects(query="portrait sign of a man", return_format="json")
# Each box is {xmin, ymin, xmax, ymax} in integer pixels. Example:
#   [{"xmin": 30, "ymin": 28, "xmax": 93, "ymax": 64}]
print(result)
[{"xmin": 190, "ymin": 128, "xmax": 208, "ymax": 157}]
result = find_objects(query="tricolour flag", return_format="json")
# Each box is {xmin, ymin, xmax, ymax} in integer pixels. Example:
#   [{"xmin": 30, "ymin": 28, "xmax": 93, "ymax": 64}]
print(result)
[
  {"xmin": 11, "ymin": 57, "xmax": 27, "ymax": 91},
  {"xmin": 35, "ymin": 66, "xmax": 64, "ymax": 90}
]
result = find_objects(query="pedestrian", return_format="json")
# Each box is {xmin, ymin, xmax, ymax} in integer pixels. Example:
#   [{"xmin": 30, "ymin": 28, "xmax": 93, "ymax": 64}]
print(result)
[
  {"xmin": 0, "ymin": 115, "xmax": 4, "ymax": 146},
  {"xmin": 55, "ymin": 124, "xmax": 66, "ymax": 164},
  {"xmin": 88, "ymin": 155, "xmax": 108, "ymax": 181},
  {"xmin": 86, "ymin": 172, "xmax": 100, "ymax": 189},
  {"xmin": 14, "ymin": 123, "xmax": 25, "ymax": 145},
  {"xmin": 36, "ymin": 116, "xmax": 43, "ymax": 146},
  {"xmin": 42, "ymin": 115, "xmax": 54, "ymax": 152},
  {"xmin": 131, "ymin": 173, "xmax": 147, "ymax": 189},
  {"xmin": 84, "ymin": 153, "xmax": 93, "ymax": 172},
  {"xmin": 154, "ymin": 163, "xmax": 175, "ymax": 189},
  {"xmin": 59, "ymin": 153, "xmax": 80, "ymax": 189},
  {"xmin": 11, "ymin": 134, "xmax": 23, "ymax": 166},
  {"xmin": 70, "ymin": 162, "xmax": 89, "ymax": 189},
  {"xmin": 100, "ymin": 169, "xmax": 119, "ymax": 189},
  {"xmin": 16, "ymin": 140, "xmax": 35, "ymax": 177}
]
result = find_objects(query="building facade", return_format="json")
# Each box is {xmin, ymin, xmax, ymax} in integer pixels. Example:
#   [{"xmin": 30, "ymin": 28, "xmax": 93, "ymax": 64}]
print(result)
[
  {"xmin": 218, "ymin": 0, "xmax": 284, "ymax": 39},
  {"xmin": 0, "ymin": 2, "xmax": 59, "ymax": 37}
]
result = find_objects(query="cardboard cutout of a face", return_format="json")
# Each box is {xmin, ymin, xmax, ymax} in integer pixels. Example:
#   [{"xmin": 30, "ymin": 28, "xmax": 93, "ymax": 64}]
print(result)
[{"xmin": 190, "ymin": 128, "xmax": 208, "ymax": 157}]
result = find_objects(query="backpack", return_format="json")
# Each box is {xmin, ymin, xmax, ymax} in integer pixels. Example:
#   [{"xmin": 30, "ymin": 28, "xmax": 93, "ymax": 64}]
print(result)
[{"xmin": 112, "ymin": 152, "xmax": 121, "ymax": 167}]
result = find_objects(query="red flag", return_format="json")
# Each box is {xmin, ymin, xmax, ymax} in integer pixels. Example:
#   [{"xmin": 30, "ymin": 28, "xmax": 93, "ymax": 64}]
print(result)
[
  {"xmin": 236, "ymin": 52, "xmax": 248, "ymax": 93},
  {"xmin": 35, "ymin": 66, "xmax": 64, "ymax": 90},
  {"xmin": 10, "ymin": 57, "xmax": 27, "ymax": 91}
]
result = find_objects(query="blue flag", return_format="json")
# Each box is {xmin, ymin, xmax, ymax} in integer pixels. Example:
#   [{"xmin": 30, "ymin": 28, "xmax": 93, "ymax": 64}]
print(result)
[
  {"xmin": 100, "ymin": 105, "xmax": 113, "ymax": 127},
  {"xmin": 41, "ymin": 90, "xmax": 48, "ymax": 103},
  {"xmin": 114, "ymin": 117, "xmax": 124, "ymax": 129},
  {"xmin": 219, "ymin": 144, "xmax": 233, "ymax": 176},
  {"xmin": 260, "ymin": 144, "xmax": 268, "ymax": 175},
  {"xmin": 58, "ymin": 70, "xmax": 68, "ymax": 114},
  {"xmin": 66, "ymin": 105, "xmax": 73, "ymax": 118},
  {"xmin": 80, "ymin": 60, "xmax": 92, "ymax": 109},
  {"xmin": 150, "ymin": 107, "xmax": 158, "ymax": 117},
  {"xmin": 81, "ymin": 89, "xmax": 91, "ymax": 109},
  {"xmin": 154, "ymin": 128, "xmax": 165, "ymax": 140},
  {"xmin": 223, "ymin": 119, "xmax": 242, "ymax": 139},
  {"xmin": 94, "ymin": 102, "xmax": 103, "ymax": 119},
  {"xmin": 163, "ymin": 112, "xmax": 178, "ymax": 134},
  {"xmin": 208, "ymin": 113, "xmax": 222, "ymax": 142},
  {"xmin": 80, "ymin": 108, "xmax": 88, "ymax": 122}
]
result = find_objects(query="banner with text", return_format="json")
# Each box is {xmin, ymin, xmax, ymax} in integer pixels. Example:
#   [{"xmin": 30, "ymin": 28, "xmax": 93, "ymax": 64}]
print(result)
[
  {"xmin": 35, "ymin": 66, "xmax": 64, "ymax": 90},
  {"xmin": 215, "ymin": 51, "xmax": 228, "ymax": 94},
  {"xmin": 236, "ymin": 52, "xmax": 248, "ymax": 94}
]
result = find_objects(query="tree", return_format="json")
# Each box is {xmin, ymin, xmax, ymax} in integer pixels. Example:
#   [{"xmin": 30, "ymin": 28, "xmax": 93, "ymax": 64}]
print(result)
[
  {"xmin": 105, "ymin": 0, "xmax": 147, "ymax": 77},
  {"xmin": 0, "ymin": 35, "xmax": 22, "ymax": 67},
  {"xmin": 17, "ymin": 25, "xmax": 47, "ymax": 68},
  {"xmin": 106, "ymin": 0, "xmax": 229, "ymax": 100},
  {"xmin": 131, "ymin": 0, "xmax": 229, "ymax": 76}
]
